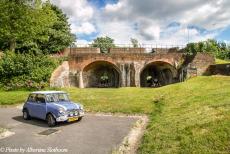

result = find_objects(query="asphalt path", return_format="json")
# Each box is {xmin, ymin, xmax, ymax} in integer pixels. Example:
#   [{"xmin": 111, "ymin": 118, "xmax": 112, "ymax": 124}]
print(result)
[{"xmin": 0, "ymin": 107, "xmax": 138, "ymax": 154}]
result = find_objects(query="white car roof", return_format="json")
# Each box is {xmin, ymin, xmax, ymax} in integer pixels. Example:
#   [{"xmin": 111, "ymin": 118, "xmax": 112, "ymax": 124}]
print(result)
[{"xmin": 31, "ymin": 91, "xmax": 67, "ymax": 95}]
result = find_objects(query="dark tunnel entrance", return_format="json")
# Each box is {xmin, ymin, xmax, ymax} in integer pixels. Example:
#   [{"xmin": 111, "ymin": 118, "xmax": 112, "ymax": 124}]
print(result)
[
  {"xmin": 83, "ymin": 61, "xmax": 121, "ymax": 88},
  {"xmin": 140, "ymin": 61, "xmax": 178, "ymax": 87}
]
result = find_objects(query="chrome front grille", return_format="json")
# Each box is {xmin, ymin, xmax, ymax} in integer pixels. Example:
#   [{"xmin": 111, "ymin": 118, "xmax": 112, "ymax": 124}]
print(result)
[{"xmin": 67, "ymin": 109, "xmax": 79, "ymax": 117}]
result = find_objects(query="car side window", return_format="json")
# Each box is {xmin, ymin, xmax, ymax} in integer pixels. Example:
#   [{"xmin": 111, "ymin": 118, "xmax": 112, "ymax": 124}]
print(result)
[
  {"xmin": 46, "ymin": 94, "xmax": 57, "ymax": 102},
  {"xmin": 27, "ymin": 94, "xmax": 36, "ymax": 103},
  {"xmin": 35, "ymin": 94, "xmax": 46, "ymax": 103}
]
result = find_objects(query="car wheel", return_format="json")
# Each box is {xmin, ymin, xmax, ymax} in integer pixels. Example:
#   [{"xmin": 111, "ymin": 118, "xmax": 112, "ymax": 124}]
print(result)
[
  {"xmin": 77, "ymin": 117, "xmax": 82, "ymax": 122},
  {"xmin": 47, "ymin": 114, "xmax": 56, "ymax": 127},
  {"xmin": 23, "ymin": 109, "xmax": 31, "ymax": 120}
]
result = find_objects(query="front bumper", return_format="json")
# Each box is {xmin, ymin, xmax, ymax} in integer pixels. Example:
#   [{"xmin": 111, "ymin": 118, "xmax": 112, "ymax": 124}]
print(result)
[{"xmin": 56, "ymin": 110, "xmax": 84, "ymax": 122}]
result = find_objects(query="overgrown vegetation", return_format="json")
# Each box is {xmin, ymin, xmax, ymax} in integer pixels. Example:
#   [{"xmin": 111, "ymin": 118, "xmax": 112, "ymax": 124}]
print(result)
[
  {"xmin": 185, "ymin": 39, "xmax": 230, "ymax": 60},
  {"xmin": 0, "ymin": 0, "xmax": 75, "ymax": 53},
  {"xmin": 0, "ymin": 76, "xmax": 229, "ymax": 153},
  {"xmin": 91, "ymin": 36, "xmax": 115, "ymax": 53},
  {"xmin": 0, "ymin": 52, "xmax": 59, "ymax": 90},
  {"xmin": 0, "ymin": 0, "xmax": 73, "ymax": 90}
]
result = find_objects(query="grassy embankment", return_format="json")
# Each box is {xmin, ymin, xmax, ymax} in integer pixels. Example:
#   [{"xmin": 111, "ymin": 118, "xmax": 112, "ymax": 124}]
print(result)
[
  {"xmin": 215, "ymin": 58, "xmax": 230, "ymax": 64},
  {"xmin": 0, "ymin": 76, "xmax": 229, "ymax": 153}
]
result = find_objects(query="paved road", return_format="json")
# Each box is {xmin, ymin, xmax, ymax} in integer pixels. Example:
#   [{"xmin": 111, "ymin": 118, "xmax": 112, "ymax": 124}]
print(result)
[{"xmin": 0, "ymin": 107, "xmax": 138, "ymax": 154}]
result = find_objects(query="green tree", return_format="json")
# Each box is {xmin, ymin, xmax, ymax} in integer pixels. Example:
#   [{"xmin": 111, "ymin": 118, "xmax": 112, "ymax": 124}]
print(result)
[
  {"xmin": 130, "ymin": 38, "xmax": 138, "ymax": 47},
  {"xmin": 184, "ymin": 39, "xmax": 230, "ymax": 60},
  {"xmin": 0, "ymin": 0, "xmax": 56, "ymax": 52},
  {"xmin": 185, "ymin": 43, "xmax": 197, "ymax": 55},
  {"xmin": 39, "ymin": 4, "xmax": 76, "ymax": 54},
  {"xmin": 0, "ymin": 52, "xmax": 59, "ymax": 90},
  {"xmin": 206, "ymin": 39, "xmax": 219, "ymax": 54},
  {"xmin": 92, "ymin": 36, "xmax": 115, "ymax": 53}
]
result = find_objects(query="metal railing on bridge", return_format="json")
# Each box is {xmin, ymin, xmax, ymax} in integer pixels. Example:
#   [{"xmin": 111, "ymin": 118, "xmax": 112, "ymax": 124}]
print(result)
[{"xmin": 67, "ymin": 44, "xmax": 186, "ymax": 55}]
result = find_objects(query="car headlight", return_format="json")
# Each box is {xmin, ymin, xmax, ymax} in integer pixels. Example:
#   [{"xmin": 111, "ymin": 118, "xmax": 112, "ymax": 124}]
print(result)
[
  {"xmin": 79, "ymin": 105, "xmax": 84, "ymax": 110},
  {"xmin": 59, "ymin": 107, "xmax": 66, "ymax": 114}
]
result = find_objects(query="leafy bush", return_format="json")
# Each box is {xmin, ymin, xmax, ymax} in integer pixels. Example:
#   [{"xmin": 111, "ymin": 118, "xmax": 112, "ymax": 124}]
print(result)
[
  {"xmin": 91, "ymin": 36, "xmax": 115, "ymax": 53},
  {"xmin": 0, "ymin": 52, "xmax": 59, "ymax": 90},
  {"xmin": 184, "ymin": 39, "xmax": 230, "ymax": 60}
]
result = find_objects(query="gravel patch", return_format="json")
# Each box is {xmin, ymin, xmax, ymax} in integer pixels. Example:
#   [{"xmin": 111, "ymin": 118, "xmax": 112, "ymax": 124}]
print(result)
[
  {"xmin": 111, "ymin": 115, "xmax": 149, "ymax": 154},
  {"xmin": 0, "ymin": 128, "xmax": 15, "ymax": 139}
]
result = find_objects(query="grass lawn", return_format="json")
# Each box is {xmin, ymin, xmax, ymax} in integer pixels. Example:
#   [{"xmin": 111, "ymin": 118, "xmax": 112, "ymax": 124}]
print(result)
[
  {"xmin": 138, "ymin": 76, "xmax": 230, "ymax": 154},
  {"xmin": 215, "ymin": 58, "xmax": 230, "ymax": 64},
  {"xmin": 0, "ymin": 76, "xmax": 230, "ymax": 153},
  {"xmin": 0, "ymin": 90, "xmax": 30, "ymax": 105}
]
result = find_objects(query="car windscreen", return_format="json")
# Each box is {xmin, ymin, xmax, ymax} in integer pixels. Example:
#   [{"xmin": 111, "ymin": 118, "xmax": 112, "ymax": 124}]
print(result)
[{"xmin": 46, "ymin": 93, "xmax": 70, "ymax": 103}]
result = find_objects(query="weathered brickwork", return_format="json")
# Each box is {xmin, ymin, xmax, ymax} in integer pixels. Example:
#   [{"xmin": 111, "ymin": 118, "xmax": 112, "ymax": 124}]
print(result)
[
  {"xmin": 50, "ymin": 61, "xmax": 70, "ymax": 87},
  {"xmin": 186, "ymin": 53, "xmax": 215, "ymax": 77},
  {"xmin": 50, "ymin": 48, "xmax": 215, "ymax": 88},
  {"xmin": 109, "ymin": 48, "xmax": 145, "ymax": 53}
]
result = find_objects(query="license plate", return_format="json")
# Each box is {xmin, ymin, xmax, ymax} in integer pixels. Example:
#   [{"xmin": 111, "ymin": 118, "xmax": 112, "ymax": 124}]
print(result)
[{"xmin": 68, "ymin": 117, "xmax": 78, "ymax": 122}]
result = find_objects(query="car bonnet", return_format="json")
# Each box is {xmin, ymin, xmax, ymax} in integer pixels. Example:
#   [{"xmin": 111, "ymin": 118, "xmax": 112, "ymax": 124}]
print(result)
[{"xmin": 52, "ymin": 102, "xmax": 80, "ymax": 110}]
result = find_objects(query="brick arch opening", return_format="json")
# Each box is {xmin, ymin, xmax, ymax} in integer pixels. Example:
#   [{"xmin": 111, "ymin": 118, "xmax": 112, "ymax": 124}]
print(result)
[
  {"xmin": 140, "ymin": 61, "xmax": 178, "ymax": 87},
  {"xmin": 82, "ymin": 61, "xmax": 121, "ymax": 88}
]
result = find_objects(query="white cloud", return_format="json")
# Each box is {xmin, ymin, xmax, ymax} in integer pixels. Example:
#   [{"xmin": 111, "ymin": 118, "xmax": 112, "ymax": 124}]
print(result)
[
  {"xmin": 105, "ymin": 0, "xmax": 230, "ymax": 44},
  {"xmin": 51, "ymin": 0, "xmax": 93, "ymax": 22},
  {"xmin": 98, "ymin": 21, "xmax": 137, "ymax": 44},
  {"xmin": 51, "ymin": 0, "xmax": 96, "ymax": 36},
  {"xmin": 51, "ymin": 0, "xmax": 230, "ymax": 44},
  {"xmin": 71, "ymin": 22, "xmax": 96, "ymax": 34},
  {"xmin": 75, "ymin": 39, "xmax": 92, "ymax": 45}
]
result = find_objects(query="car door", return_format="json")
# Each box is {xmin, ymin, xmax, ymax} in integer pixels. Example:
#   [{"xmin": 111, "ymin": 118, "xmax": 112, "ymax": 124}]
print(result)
[
  {"xmin": 26, "ymin": 94, "xmax": 37, "ymax": 117},
  {"xmin": 33, "ymin": 94, "xmax": 47, "ymax": 120}
]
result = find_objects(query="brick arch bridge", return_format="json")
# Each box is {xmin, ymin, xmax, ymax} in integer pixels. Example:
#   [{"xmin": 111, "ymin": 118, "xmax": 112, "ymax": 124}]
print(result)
[{"xmin": 50, "ymin": 47, "xmax": 214, "ymax": 88}]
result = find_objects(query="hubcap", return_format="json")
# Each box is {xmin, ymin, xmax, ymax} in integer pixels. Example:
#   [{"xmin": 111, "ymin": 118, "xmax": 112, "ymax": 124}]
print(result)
[
  {"xmin": 23, "ymin": 111, "xmax": 27, "ymax": 119},
  {"xmin": 48, "ymin": 115, "xmax": 54, "ymax": 124}
]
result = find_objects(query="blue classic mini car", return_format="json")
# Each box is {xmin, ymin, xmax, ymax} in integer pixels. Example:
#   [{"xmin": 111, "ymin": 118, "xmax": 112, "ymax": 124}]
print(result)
[{"xmin": 22, "ymin": 91, "xmax": 84, "ymax": 127}]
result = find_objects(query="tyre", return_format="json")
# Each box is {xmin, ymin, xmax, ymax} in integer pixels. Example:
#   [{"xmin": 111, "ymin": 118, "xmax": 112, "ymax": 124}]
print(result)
[
  {"xmin": 23, "ymin": 109, "xmax": 31, "ymax": 120},
  {"xmin": 47, "ymin": 114, "xmax": 56, "ymax": 127},
  {"xmin": 77, "ymin": 117, "xmax": 82, "ymax": 122}
]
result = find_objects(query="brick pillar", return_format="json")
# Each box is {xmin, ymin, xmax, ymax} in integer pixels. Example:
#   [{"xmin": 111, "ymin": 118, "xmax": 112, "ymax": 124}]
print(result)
[
  {"xmin": 79, "ymin": 71, "xmax": 84, "ymax": 88},
  {"xmin": 69, "ymin": 72, "xmax": 77, "ymax": 87},
  {"xmin": 134, "ymin": 63, "xmax": 141, "ymax": 87},
  {"xmin": 126, "ymin": 64, "xmax": 131, "ymax": 87},
  {"xmin": 121, "ymin": 64, "xmax": 126, "ymax": 87}
]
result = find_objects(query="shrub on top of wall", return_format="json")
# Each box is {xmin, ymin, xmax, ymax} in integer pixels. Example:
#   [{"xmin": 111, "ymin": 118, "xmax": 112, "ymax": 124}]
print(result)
[{"xmin": 0, "ymin": 52, "xmax": 59, "ymax": 91}]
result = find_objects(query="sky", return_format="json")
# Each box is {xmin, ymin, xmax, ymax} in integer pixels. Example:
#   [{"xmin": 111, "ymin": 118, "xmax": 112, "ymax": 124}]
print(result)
[{"xmin": 51, "ymin": 0, "xmax": 230, "ymax": 45}]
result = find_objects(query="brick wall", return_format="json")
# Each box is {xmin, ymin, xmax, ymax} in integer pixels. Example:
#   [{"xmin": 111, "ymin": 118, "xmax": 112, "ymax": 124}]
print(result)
[
  {"xmin": 64, "ymin": 47, "xmax": 100, "ymax": 55},
  {"xmin": 50, "ymin": 48, "xmax": 215, "ymax": 88},
  {"xmin": 109, "ymin": 48, "xmax": 145, "ymax": 53},
  {"xmin": 186, "ymin": 53, "xmax": 215, "ymax": 77}
]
